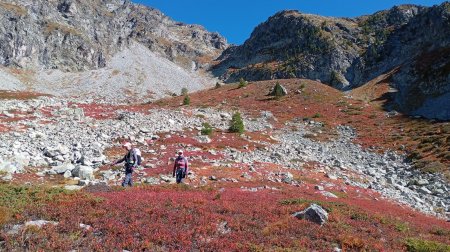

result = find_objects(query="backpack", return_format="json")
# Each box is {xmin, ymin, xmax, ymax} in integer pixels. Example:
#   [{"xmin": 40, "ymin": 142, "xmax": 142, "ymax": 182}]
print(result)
[
  {"xmin": 134, "ymin": 148, "xmax": 142, "ymax": 166},
  {"xmin": 175, "ymin": 157, "xmax": 187, "ymax": 169}
]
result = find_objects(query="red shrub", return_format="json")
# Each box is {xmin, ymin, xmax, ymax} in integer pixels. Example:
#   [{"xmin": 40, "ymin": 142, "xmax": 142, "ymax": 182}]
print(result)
[{"xmin": 2, "ymin": 185, "xmax": 448, "ymax": 251}]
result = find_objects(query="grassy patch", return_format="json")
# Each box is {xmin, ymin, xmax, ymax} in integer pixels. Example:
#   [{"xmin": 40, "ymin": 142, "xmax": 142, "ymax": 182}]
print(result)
[
  {"xmin": 405, "ymin": 238, "xmax": 450, "ymax": 252},
  {"xmin": 420, "ymin": 162, "xmax": 447, "ymax": 174},
  {"xmin": 336, "ymin": 100, "xmax": 348, "ymax": 107},
  {"xmin": 430, "ymin": 226, "xmax": 450, "ymax": 236},
  {"xmin": 0, "ymin": 206, "xmax": 11, "ymax": 226},
  {"xmin": 412, "ymin": 161, "xmax": 449, "ymax": 181},
  {"xmin": 0, "ymin": 184, "xmax": 74, "ymax": 223},
  {"xmin": 0, "ymin": 90, "xmax": 48, "ymax": 100},
  {"xmin": 395, "ymin": 222, "xmax": 410, "ymax": 233},
  {"xmin": 44, "ymin": 22, "xmax": 82, "ymax": 36},
  {"xmin": 345, "ymin": 110, "xmax": 362, "ymax": 116},
  {"xmin": 299, "ymin": 83, "xmax": 306, "ymax": 91},
  {"xmin": 350, "ymin": 212, "xmax": 370, "ymax": 222},
  {"xmin": 330, "ymin": 191, "xmax": 348, "ymax": 199},
  {"xmin": 0, "ymin": 2, "xmax": 27, "ymax": 16}
]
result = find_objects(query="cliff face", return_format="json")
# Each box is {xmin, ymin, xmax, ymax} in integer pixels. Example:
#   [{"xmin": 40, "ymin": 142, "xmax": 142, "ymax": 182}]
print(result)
[
  {"xmin": 0, "ymin": 0, "xmax": 227, "ymax": 72},
  {"xmin": 213, "ymin": 3, "xmax": 450, "ymax": 120},
  {"xmin": 214, "ymin": 10, "xmax": 365, "ymax": 89},
  {"xmin": 0, "ymin": 0, "xmax": 228, "ymax": 102},
  {"xmin": 354, "ymin": 4, "xmax": 450, "ymax": 119}
]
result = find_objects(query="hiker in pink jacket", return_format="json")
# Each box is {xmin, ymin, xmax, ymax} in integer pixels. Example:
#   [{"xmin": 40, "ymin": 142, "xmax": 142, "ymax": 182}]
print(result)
[{"xmin": 173, "ymin": 150, "xmax": 188, "ymax": 184}]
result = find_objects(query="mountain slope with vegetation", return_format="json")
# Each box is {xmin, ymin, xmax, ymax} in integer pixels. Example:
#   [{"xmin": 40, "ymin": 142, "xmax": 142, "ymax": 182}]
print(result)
[{"xmin": 0, "ymin": 82, "xmax": 449, "ymax": 250}]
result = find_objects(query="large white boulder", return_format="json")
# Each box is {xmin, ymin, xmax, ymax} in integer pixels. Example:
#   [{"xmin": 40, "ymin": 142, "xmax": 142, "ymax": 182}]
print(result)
[
  {"xmin": 52, "ymin": 163, "xmax": 76, "ymax": 174},
  {"xmin": 12, "ymin": 152, "xmax": 31, "ymax": 167},
  {"xmin": 0, "ymin": 161, "xmax": 19, "ymax": 174},
  {"xmin": 72, "ymin": 165, "xmax": 94, "ymax": 180},
  {"xmin": 0, "ymin": 154, "xmax": 26, "ymax": 174}
]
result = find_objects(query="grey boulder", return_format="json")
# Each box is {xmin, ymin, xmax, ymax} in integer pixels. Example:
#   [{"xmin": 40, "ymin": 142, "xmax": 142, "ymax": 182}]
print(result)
[
  {"xmin": 52, "ymin": 163, "xmax": 75, "ymax": 174},
  {"xmin": 144, "ymin": 177, "xmax": 161, "ymax": 185},
  {"xmin": 72, "ymin": 165, "xmax": 94, "ymax": 180},
  {"xmin": 293, "ymin": 204, "xmax": 328, "ymax": 226}
]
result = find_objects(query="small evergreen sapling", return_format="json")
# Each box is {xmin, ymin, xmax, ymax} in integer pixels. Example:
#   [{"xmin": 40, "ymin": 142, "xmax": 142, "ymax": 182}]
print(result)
[
  {"xmin": 181, "ymin": 87, "xmax": 188, "ymax": 96},
  {"xmin": 238, "ymin": 78, "xmax": 248, "ymax": 88},
  {"xmin": 273, "ymin": 82, "xmax": 286, "ymax": 98},
  {"xmin": 229, "ymin": 112, "xmax": 245, "ymax": 133},
  {"xmin": 183, "ymin": 95, "xmax": 190, "ymax": 105},
  {"xmin": 201, "ymin": 122, "xmax": 213, "ymax": 136}
]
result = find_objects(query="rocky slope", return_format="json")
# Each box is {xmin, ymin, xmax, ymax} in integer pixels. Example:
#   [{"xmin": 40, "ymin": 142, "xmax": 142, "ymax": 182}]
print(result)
[
  {"xmin": 1, "ymin": 79, "xmax": 448, "ymax": 217},
  {"xmin": 0, "ymin": 82, "xmax": 448, "ymax": 250},
  {"xmin": 0, "ymin": 93, "xmax": 448, "ymax": 217},
  {"xmin": 0, "ymin": 0, "xmax": 227, "ymax": 101},
  {"xmin": 213, "ymin": 3, "xmax": 450, "ymax": 120}
]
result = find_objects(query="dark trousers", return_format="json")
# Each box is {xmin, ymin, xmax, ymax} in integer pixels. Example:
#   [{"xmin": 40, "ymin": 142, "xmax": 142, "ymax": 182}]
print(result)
[
  {"xmin": 176, "ymin": 168, "xmax": 185, "ymax": 184},
  {"xmin": 122, "ymin": 172, "xmax": 133, "ymax": 187}
]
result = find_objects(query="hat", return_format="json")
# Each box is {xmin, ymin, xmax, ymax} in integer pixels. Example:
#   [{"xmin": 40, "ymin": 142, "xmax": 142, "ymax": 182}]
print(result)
[
  {"xmin": 123, "ymin": 142, "xmax": 132, "ymax": 148},
  {"xmin": 177, "ymin": 150, "xmax": 183, "ymax": 154}
]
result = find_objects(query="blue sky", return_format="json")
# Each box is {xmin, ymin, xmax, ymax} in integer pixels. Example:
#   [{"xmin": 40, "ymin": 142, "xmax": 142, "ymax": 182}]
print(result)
[{"xmin": 133, "ymin": 0, "xmax": 447, "ymax": 45}]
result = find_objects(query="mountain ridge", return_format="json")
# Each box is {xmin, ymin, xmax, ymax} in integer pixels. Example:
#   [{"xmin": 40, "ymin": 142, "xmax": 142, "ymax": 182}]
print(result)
[{"xmin": 213, "ymin": 3, "xmax": 450, "ymax": 120}]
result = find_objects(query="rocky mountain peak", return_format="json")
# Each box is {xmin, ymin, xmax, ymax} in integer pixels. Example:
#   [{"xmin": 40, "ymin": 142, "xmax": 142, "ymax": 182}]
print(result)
[
  {"xmin": 357, "ymin": 4, "xmax": 423, "ymax": 25},
  {"xmin": 0, "ymin": 0, "xmax": 228, "ymax": 72},
  {"xmin": 213, "ymin": 2, "xmax": 450, "ymax": 120},
  {"xmin": 0, "ymin": 0, "xmax": 229, "ymax": 102}
]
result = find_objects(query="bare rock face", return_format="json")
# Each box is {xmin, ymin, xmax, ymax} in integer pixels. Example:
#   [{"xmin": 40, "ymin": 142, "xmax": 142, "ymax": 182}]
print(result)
[
  {"xmin": 354, "ymin": 4, "xmax": 450, "ymax": 120},
  {"xmin": 0, "ymin": 0, "xmax": 227, "ymax": 72},
  {"xmin": 213, "ymin": 5, "xmax": 427, "ymax": 86},
  {"xmin": 213, "ymin": 10, "xmax": 364, "ymax": 89},
  {"xmin": 0, "ymin": 0, "xmax": 228, "ymax": 102},
  {"xmin": 213, "ymin": 3, "xmax": 450, "ymax": 120}
]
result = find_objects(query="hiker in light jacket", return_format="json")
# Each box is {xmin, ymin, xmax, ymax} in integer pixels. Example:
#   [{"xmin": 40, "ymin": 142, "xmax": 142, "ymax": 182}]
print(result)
[
  {"xmin": 173, "ymin": 150, "xmax": 188, "ymax": 184},
  {"xmin": 113, "ymin": 142, "xmax": 138, "ymax": 187}
]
